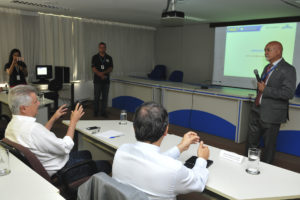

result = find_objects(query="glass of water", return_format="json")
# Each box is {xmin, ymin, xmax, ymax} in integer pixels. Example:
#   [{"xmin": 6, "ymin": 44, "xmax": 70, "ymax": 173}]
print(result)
[
  {"xmin": 246, "ymin": 148, "xmax": 261, "ymax": 175},
  {"xmin": 119, "ymin": 110, "xmax": 127, "ymax": 125},
  {"xmin": 0, "ymin": 147, "xmax": 11, "ymax": 176}
]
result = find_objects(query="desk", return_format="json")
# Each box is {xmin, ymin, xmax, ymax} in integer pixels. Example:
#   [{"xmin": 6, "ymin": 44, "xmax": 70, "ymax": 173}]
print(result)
[
  {"xmin": 63, "ymin": 120, "xmax": 300, "ymax": 200},
  {"xmin": 0, "ymin": 152, "xmax": 64, "ymax": 200},
  {"xmin": 110, "ymin": 76, "xmax": 300, "ymax": 157},
  {"xmin": 0, "ymin": 91, "xmax": 53, "ymax": 124}
]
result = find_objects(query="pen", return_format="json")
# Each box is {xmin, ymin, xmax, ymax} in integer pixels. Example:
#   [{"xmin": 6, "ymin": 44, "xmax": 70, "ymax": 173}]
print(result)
[{"xmin": 109, "ymin": 135, "xmax": 122, "ymax": 139}]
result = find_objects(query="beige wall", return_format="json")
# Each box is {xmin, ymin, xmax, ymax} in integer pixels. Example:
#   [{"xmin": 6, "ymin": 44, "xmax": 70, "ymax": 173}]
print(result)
[{"xmin": 154, "ymin": 23, "xmax": 215, "ymax": 84}]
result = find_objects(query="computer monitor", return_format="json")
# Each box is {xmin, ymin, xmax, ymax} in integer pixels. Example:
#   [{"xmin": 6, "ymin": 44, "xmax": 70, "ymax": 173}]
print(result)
[{"xmin": 36, "ymin": 65, "xmax": 52, "ymax": 81}]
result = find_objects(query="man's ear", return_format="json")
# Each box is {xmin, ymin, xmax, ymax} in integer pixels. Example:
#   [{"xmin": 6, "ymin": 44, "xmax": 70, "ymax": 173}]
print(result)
[{"xmin": 19, "ymin": 105, "xmax": 27, "ymax": 115}]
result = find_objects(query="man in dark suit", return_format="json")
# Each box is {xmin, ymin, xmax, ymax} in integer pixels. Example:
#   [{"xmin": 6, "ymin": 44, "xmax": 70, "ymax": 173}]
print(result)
[{"xmin": 246, "ymin": 41, "xmax": 296, "ymax": 164}]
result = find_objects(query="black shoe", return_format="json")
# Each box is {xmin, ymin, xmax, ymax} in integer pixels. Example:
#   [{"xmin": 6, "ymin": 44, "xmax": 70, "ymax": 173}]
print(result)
[{"xmin": 101, "ymin": 112, "xmax": 108, "ymax": 118}]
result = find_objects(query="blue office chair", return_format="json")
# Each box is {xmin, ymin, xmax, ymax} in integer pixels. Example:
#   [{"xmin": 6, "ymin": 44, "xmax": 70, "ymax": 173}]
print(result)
[
  {"xmin": 169, "ymin": 70, "xmax": 184, "ymax": 82},
  {"xmin": 148, "ymin": 65, "xmax": 167, "ymax": 80}
]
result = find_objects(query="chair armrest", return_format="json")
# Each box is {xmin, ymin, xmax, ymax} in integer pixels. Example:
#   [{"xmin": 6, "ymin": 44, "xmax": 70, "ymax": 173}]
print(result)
[
  {"xmin": 59, "ymin": 160, "xmax": 97, "ymax": 175},
  {"xmin": 55, "ymin": 160, "xmax": 97, "ymax": 186},
  {"xmin": 0, "ymin": 114, "xmax": 11, "ymax": 123}
]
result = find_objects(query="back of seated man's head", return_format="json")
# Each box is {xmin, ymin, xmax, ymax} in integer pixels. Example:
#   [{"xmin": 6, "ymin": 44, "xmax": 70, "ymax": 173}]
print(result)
[
  {"xmin": 133, "ymin": 102, "xmax": 169, "ymax": 144},
  {"xmin": 8, "ymin": 85, "xmax": 39, "ymax": 117}
]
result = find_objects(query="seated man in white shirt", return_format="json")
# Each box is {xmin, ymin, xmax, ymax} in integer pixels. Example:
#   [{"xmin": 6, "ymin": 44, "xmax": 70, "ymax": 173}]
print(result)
[
  {"xmin": 113, "ymin": 102, "xmax": 210, "ymax": 200},
  {"xmin": 5, "ymin": 85, "xmax": 111, "ymax": 180}
]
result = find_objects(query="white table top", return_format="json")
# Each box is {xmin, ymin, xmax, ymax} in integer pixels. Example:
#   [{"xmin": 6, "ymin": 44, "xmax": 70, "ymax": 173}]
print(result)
[
  {"xmin": 0, "ymin": 91, "xmax": 53, "ymax": 106},
  {"xmin": 63, "ymin": 120, "xmax": 300, "ymax": 200},
  {"xmin": 0, "ymin": 152, "xmax": 64, "ymax": 200}
]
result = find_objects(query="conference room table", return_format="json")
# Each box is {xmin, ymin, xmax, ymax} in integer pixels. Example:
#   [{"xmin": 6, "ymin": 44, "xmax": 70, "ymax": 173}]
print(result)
[
  {"xmin": 63, "ymin": 120, "xmax": 300, "ymax": 200},
  {"xmin": 0, "ymin": 152, "xmax": 65, "ymax": 200}
]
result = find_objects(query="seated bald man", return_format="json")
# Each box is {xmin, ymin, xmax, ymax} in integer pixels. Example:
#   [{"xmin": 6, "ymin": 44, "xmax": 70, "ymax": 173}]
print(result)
[
  {"xmin": 5, "ymin": 85, "xmax": 111, "ymax": 179},
  {"xmin": 113, "ymin": 102, "xmax": 210, "ymax": 200},
  {"xmin": 246, "ymin": 41, "xmax": 296, "ymax": 163}
]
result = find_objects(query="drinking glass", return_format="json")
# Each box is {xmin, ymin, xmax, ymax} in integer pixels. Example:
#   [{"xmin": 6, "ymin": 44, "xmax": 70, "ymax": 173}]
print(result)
[
  {"xmin": 119, "ymin": 110, "xmax": 127, "ymax": 125},
  {"xmin": 246, "ymin": 148, "xmax": 261, "ymax": 175},
  {"xmin": 0, "ymin": 147, "xmax": 11, "ymax": 176}
]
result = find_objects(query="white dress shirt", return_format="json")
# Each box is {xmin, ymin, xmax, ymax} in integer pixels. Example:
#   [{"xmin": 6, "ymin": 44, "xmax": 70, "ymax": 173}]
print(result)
[
  {"xmin": 112, "ymin": 142, "xmax": 209, "ymax": 200},
  {"xmin": 259, "ymin": 58, "xmax": 282, "ymax": 104},
  {"xmin": 5, "ymin": 115, "xmax": 74, "ymax": 176}
]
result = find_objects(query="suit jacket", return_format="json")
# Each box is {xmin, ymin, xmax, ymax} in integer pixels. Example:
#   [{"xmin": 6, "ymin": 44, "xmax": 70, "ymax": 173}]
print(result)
[
  {"xmin": 77, "ymin": 172, "xmax": 148, "ymax": 200},
  {"xmin": 257, "ymin": 58, "xmax": 296, "ymax": 124}
]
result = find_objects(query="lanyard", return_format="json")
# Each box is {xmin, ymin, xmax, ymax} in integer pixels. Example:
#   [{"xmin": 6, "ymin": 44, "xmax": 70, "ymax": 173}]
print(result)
[
  {"xmin": 261, "ymin": 63, "xmax": 279, "ymax": 81},
  {"xmin": 15, "ymin": 64, "xmax": 20, "ymax": 74},
  {"xmin": 99, "ymin": 55, "xmax": 106, "ymax": 65}
]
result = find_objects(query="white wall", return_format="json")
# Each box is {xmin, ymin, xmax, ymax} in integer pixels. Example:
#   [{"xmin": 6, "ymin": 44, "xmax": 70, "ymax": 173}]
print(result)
[
  {"xmin": 0, "ymin": 8, "xmax": 156, "ymax": 84},
  {"xmin": 155, "ymin": 23, "xmax": 215, "ymax": 84}
]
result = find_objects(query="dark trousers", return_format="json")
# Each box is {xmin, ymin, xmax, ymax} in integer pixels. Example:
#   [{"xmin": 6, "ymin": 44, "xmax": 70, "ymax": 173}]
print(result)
[
  {"xmin": 61, "ymin": 150, "xmax": 111, "ymax": 183},
  {"xmin": 245, "ymin": 110, "xmax": 281, "ymax": 164},
  {"xmin": 94, "ymin": 82, "xmax": 110, "ymax": 115}
]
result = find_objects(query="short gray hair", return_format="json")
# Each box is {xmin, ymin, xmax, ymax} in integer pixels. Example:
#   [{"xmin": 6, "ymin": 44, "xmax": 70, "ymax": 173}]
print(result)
[{"xmin": 8, "ymin": 85, "xmax": 37, "ymax": 115}]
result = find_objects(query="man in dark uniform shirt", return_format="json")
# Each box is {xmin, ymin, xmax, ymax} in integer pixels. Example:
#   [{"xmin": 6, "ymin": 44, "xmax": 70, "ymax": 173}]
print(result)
[{"xmin": 91, "ymin": 42, "xmax": 113, "ymax": 117}]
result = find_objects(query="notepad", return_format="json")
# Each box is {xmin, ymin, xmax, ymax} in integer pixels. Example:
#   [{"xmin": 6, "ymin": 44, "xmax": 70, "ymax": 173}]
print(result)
[{"xmin": 96, "ymin": 130, "xmax": 124, "ymax": 139}]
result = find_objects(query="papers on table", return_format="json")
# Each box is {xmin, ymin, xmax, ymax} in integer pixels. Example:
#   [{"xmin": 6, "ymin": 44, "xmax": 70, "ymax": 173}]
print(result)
[{"xmin": 95, "ymin": 130, "xmax": 124, "ymax": 139}]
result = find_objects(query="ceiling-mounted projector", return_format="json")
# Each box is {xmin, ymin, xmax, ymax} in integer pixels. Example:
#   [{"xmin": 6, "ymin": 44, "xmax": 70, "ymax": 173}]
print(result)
[
  {"xmin": 160, "ymin": 0, "xmax": 206, "ymax": 26},
  {"xmin": 161, "ymin": 0, "xmax": 185, "ymax": 27},
  {"xmin": 161, "ymin": 10, "xmax": 185, "ymax": 27}
]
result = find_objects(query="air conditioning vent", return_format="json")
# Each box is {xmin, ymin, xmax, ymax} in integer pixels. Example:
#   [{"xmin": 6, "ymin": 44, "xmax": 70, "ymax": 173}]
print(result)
[
  {"xmin": 10, "ymin": 0, "xmax": 70, "ymax": 11},
  {"xmin": 281, "ymin": 0, "xmax": 300, "ymax": 9}
]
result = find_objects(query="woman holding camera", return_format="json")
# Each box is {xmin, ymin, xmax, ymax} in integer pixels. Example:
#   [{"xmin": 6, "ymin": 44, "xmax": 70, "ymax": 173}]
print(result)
[{"xmin": 4, "ymin": 49, "xmax": 28, "ymax": 87}]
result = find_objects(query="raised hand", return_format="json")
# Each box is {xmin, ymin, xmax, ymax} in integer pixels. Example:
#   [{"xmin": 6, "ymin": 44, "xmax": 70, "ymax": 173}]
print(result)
[
  {"xmin": 53, "ymin": 104, "xmax": 68, "ymax": 120},
  {"xmin": 70, "ymin": 103, "xmax": 85, "ymax": 123}
]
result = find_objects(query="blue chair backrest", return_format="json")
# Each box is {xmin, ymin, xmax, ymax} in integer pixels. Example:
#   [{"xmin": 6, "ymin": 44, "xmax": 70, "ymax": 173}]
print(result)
[
  {"xmin": 169, "ymin": 70, "xmax": 183, "ymax": 82},
  {"xmin": 148, "ymin": 65, "xmax": 167, "ymax": 80}
]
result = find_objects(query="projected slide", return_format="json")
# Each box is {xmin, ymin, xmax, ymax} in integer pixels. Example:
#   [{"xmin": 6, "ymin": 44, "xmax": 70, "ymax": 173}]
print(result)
[{"xmin": 224, "ymin": 23, "xmax": 297, "ymax": 78}]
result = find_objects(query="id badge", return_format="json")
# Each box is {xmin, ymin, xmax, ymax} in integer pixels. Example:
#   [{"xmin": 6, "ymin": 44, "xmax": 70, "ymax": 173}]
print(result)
[
  {"xmin": 16, "ymin": 75, "xmax": 21, "ymax": 80},
  {"xmin": 101, "ymin": 65, "xmax": 105, "ymax": 70}
]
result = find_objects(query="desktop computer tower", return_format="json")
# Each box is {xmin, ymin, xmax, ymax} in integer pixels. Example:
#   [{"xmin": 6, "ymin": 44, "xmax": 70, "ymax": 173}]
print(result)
[{"xmin": 55, "ymin": 66, "xmax": 70, "ymax": 83}]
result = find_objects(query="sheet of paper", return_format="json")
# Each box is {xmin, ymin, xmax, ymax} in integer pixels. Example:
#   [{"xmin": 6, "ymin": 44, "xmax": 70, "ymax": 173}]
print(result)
[
  {"xmin": 95, "ymin": 130, "xmax": 124, "ymax": 139},
  {"xmin": 219, "ymin": 150, "xmax": 244, "ymax": 164}
]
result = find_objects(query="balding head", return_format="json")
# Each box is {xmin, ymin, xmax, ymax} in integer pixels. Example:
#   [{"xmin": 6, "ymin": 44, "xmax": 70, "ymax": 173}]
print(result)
[
  {"xmin": 133, "ymin": 102, "xmax": 169, "ymax": 143},
  {"xmin": 264, "ymin": 41, "xmax": 283, "ymax": 63}
]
